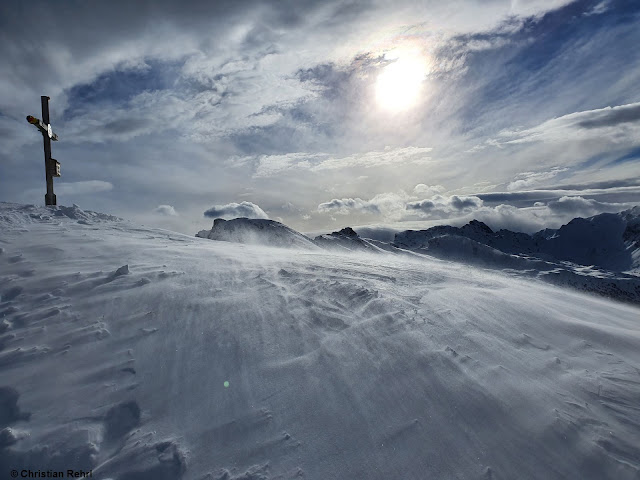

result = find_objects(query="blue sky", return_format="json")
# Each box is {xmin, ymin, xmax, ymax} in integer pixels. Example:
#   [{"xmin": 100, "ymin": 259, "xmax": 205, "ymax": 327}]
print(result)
[{"xmin": 1, "ymin": 0, "xmax": 639, "ymax": 235}]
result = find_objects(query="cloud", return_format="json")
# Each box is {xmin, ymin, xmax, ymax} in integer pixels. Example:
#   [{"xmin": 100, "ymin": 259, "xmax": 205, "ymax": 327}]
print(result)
[
  {"xmin": 412, "ymin": 184, "xmax": 446, "ymax": 197},
  {"xmin": 584, "ymin": 1, "xmax": 611, "ymax": 16},
  {"xmin": 406, "ymin": 195, "xmax": 483, "ymax": 215},
  {"xmin": 477, "ymin": 183, "xmax": 640, "ymax": 207},
  {"xmin": 154, "ymin": 204, "xmax": 178, "ymax": 216},
  {"xmin": 317, "ymin": 198, "xmax": 380, "ymax": 215},
  {"xmin": 55, "ymin": 180, "xmax": 113, "ymax": 195},
  {"xmin": 576, "ymin": 103, "xmax": 640, "ymax": 129},
  {"xmin": 250, "ymin": 147, "xmax": 434, "ymax": 178},
  {"xmin": 546, "ymin": 195, "xmax": 628, "ymax": 217},
  {"xmin": 312, "ymin": 147, "xmax": 433, "ymax": 172},
  {"xmin": 317, "ymin": 192, "xmax": 410, "ymax": 218},
  {"xmin": 506, "ymin": 168, "xmax": 568, "ymax": 191},
  {"xmin": 203, "ymin": 201, "xmax": 268, "ymax": 219},
  {"xmin": 494, "ymin": 102, "xmax": 640, "ymax": 147},
  {"xmin": 318, "ymin": 192, "xmax": 486, "ymax": 223},
  {"xmin": 1, "ymin": 0, "xmax": 637, "ymax": 236}
]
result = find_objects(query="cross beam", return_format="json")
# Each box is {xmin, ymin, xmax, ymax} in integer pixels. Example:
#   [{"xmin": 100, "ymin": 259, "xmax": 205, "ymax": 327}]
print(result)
[{"xmin": 26, "ymin": 96, "xmax": 60, "ymax": 205}]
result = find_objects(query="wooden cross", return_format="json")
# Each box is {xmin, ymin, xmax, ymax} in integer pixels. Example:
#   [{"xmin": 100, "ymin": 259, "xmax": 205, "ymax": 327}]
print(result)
[{"xmin": 26, "ymin": 96, "xmax": 60, "ymax": 206}]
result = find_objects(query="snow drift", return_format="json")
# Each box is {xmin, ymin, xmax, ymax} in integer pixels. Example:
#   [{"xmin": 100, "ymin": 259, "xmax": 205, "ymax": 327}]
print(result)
[{"xmin": 1, "ymin": 202, "xmax": 639, "ymax": 480}]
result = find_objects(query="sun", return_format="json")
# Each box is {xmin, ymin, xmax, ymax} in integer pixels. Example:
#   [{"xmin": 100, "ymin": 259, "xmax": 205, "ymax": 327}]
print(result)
[{"xmin": 375, "ymin": 52, "xmax": 428, "ymax": 112}]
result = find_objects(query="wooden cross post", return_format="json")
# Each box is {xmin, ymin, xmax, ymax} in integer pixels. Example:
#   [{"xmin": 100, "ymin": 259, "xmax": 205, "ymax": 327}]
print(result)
[{"xmin": 26, "ymin": 96, "xmax": 60, "ymax": 206}]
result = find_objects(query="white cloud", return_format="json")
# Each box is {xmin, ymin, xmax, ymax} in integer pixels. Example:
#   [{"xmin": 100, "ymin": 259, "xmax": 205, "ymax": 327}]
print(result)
[
  {"xmin": 506, "ymin": 167, "xmax": 568, "ymax": 191},
  {"xmin": 496, "ymin": 102, "xmax": 640, "ymax": 147},
  {"xmin": 154, "ymin": 204, "xmax": 178, "ymax": 216},
  {"xmin": 203, "ymin": 201, "xmax": 268, "ymax": 219},
  {"xmin": 412, "ymin": 184, "xmax": 446, "ymax": 197},
  {"xmin": 250, "ymin": 147, "xmax": 434, "ymax": 178},
  {"xmin": 318, "ymin": 197, "xmax": 379, "ymax": 215},
  {"xmin": 56, "ymin": 180, "xmax": 114, "ymax": 195},
  {"xmin": 584, "ymin": 0, "xmax": 610, "ymax": 16},
  {"xmin": 312, "ymin": 147, "xmax": 433, "ymax": 172},
  {"xmin": 317, "ymin": 192, "xmax": 410, "ymax": 218},
  {"xmin": 546, "ymin": 195, "xmax": 630, "ymax": 217}
]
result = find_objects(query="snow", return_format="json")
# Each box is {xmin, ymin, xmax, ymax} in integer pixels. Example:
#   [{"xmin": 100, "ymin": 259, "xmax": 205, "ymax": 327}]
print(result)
[{"xmin": 1, "ymin": 202, "xmax": 639, "ymax": 479}]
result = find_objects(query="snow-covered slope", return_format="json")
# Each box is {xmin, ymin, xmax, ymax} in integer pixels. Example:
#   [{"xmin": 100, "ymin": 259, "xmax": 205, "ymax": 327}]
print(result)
[
  {"xmin": 196, "ymin": 218, "xmax": 319, "ymax": 250},
  {"xmin": 1, "ymin": 202, "xmax": 640, "ymax": 480}
]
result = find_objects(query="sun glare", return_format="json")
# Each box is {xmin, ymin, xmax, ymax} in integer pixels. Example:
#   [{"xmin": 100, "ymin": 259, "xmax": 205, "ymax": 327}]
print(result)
[{"xmin": 375, "ymin": 52, "xmax": 428, "ymax": 112}]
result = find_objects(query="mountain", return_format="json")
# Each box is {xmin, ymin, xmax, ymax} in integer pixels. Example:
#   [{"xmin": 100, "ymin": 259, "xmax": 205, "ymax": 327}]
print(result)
[
  {"xmin": 391, "ymin": 207, "xmax": 640, "ymax": 304},
  {"xmin": 1, "ymin": 202, "xmax": 640, "ymax": 480},
  {"xmin": 394, "ymin": 207, "xmax": 640, "ymax": 273},
  {"xmin": 196, "ymin": 217, "xmax": 319, "ymax": 250},
  {"xmin": 313, "ymin": 227, "xmax": 382, "ymax": 252},
  {"xmin": 194, "ymin": 210, "xmax": 640, "ymax": 304}
]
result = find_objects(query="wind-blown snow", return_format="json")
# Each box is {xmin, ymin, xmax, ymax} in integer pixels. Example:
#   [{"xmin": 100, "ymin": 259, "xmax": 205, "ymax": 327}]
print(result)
[{"xmin": 1, "ymin": 202, "xmax": 639, "ymax": 479}]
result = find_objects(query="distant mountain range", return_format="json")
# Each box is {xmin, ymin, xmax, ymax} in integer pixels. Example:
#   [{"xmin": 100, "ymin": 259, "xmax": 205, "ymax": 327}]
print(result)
[
  {"xmin": 196, "ymin": 207, "xmax": 640, "ymax": 304},
  {"xmin": 394, "ymin": 206, "xmax": 640, "ymax": 274}
]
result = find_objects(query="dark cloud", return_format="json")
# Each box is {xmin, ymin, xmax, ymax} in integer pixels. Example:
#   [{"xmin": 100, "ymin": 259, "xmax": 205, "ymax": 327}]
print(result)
[
  {"xmin": 477, "ymin": 179, "xmax": 640, "ymax": 207},
  {"xmin": 577, "ymin": 103, "xmax": 640, "ymax": 129},
  {"xmin": 450, "ymin": 195, "xmax": 483, "ymax": 210},
  {"xmin": 477, "ymin": 191, "xmax": 559, "ymax": 203},
  {"xmin": 63, "ymin": 59, "xmax": 184, "ymax": 118},
  {"xmin": 406, "ymin": 200, "xmax": 436, "ymax": 211},
  {"xmin": 407, "ymin": 195, "xmax": 483, "ymax": 214},
  {"xmin": 552, "ymin": 177, "xmax": 640, "ymax": 190},
  {"xmin": 204, "ymin": 201, "xmax": 268, "ymax": 219}
]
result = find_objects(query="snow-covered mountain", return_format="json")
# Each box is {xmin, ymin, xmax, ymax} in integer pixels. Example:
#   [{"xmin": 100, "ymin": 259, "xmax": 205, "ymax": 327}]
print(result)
[
  {"xmin": 2, "ymin": 202, "xmax": 639, "ymax": 480},
  {"xmin": 389, "ymin": 208, "xmax": 640, "ymax": 304},
  {"xmin": 313, "ymin": 227, "xmax": 382, "ymax": 252},
  {"xmin": 196, "ymin": 217, "xmax": 319, "ymax": 250},
  {"xmin": 394, "ymin": 207, "xmax": 640, "ymax": 273},
  {"xmin": 195, "ymin": 209, "xmax": 640, "ymax": 304}
]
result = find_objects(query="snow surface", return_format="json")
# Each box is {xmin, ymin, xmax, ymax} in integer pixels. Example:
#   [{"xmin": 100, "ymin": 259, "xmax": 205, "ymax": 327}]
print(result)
[{"xmin": 1, "ymin": 202, "xmax": 640, "ymax": 479}]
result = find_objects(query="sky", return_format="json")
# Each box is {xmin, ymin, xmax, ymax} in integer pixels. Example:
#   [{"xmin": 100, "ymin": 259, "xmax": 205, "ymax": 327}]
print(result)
[{"xmin": 1, "ymin": 0, "xmax": 639, "ymax": 237}]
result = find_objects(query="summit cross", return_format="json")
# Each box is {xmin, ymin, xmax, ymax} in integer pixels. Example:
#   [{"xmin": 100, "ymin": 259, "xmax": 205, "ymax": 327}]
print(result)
[{"xmin": 26, "ymin": 96, "xmax": 60, "ymax": 206}]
